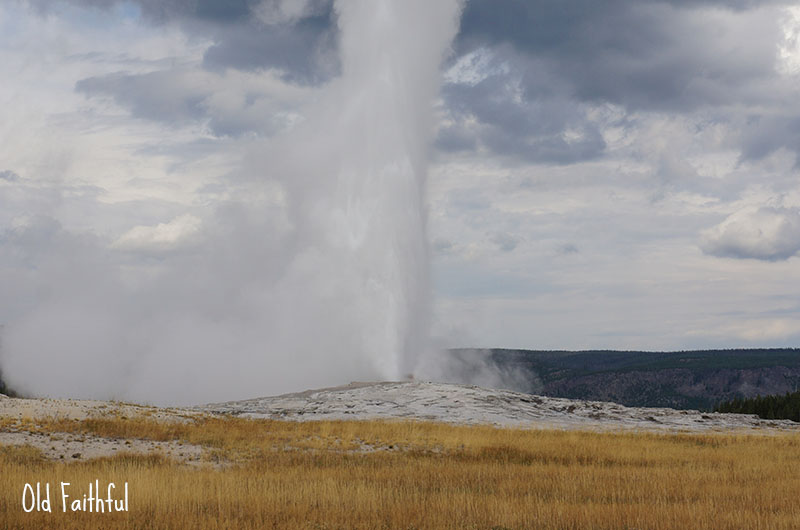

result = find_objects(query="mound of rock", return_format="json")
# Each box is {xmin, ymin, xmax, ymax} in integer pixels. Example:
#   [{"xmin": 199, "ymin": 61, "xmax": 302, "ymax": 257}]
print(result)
[{"xmin": 203, "ymin": 381, "xmax": 800, "ymax": 433}]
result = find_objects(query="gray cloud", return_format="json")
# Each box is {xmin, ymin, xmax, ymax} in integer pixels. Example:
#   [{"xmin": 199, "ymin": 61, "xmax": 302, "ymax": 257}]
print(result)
[
  {"xmin": 41, "ymin": 0, "xmax": 792, "ymax": 107},
  {"xmin": 458, "ymin": 0, "xmax": 788, "ymax": 110},
  {"xmin": 557, "ymin": 243, "xmax": 580, "ymax": 255},
  {"xmin": 0, "ymin": 171, "xmax": 21, "ymax": 182},
  {"xmin": 700, "ymin": 207, "xmax": 800, "ymax": 261},
  {"xmin": 490, "ymin": 231, "xmax": 520, "ymax": 253},
  {"xmin": 439, "ymin": 60, "xmax": 607, "ymax": 164},
  {"xmin": 437, "ymin": 0, "xmax": 798, "ymax": 164},
  {"xmin": 35, "ymin": 0, "xmax": 800, "ymax": 166},
  {"xmin": 432, "ymin": 237, "xmax": 455, "ymax": 256},
  {"xmin": 253, "ymin": 0, "xmax": 330, "ymax": 24},
  {"xmin": 30, "ymin": 0, "xmax": 338, "ymax": 82},
  {"xmin": 202, "ymin": 12, "xmax": 338, "ymax": 83},
  {"xmin": 740, "ymin": 113, "xmax": 800, "ymax": 166},
  {"xmin": 77, "ymin": 71, "xmax": 208, "ymax": 124},
  {"xmin": 76, "ymin": 69, "xmax": 306, "ymax": 137},
  {"xmin": 28, "ymin": 0, "xmax": 258, "ymax": 24}
]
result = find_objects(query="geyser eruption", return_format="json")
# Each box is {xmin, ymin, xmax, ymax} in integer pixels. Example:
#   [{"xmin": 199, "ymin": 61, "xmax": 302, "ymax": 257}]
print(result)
[
  {"xmin": 327, "ymin": 0, "xmax": 463, "ymax": 378},
  {"xmin": 0, "ymin": 0, "xmax": 462, "ymax": 404}
]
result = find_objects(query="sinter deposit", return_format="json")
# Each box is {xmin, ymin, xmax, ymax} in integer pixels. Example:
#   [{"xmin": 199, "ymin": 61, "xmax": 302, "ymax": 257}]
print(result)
[{"xmin": 203, "ymin": 381, "xmax": 799, "ymax": 433}]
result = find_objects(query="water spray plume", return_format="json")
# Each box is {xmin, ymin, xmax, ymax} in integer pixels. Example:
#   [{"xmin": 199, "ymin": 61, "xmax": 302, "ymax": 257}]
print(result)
[{"xmin": 330, "ymin": 0, "xmax": 464, "ymax": 379}]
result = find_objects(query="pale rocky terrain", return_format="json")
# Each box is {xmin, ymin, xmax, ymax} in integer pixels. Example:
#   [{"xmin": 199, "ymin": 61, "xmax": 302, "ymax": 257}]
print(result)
[{"xmin": 203, "ymin": 381, "xmax": 800, "ymax": 434}]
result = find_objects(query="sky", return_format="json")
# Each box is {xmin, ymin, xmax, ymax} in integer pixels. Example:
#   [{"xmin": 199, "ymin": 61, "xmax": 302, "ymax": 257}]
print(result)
[{"xmin": 2, "ymin": 0, "xmax": 800, "ymax": 400}]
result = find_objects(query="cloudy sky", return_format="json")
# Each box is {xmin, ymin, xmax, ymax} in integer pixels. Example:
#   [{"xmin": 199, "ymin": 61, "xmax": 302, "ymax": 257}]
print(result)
[{"xmin": 3, "ymin": 0, "xmax": 800, "ymax": 390}]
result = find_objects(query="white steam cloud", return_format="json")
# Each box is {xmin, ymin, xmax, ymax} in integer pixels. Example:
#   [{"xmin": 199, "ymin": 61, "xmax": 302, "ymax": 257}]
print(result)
[
  {"xmin": 0, "ymin": 0, "xmax": 463, "ymax": 405},
  {"xmin": 416, "ymin": 349, "xmax": 543, "ymax": 394}
]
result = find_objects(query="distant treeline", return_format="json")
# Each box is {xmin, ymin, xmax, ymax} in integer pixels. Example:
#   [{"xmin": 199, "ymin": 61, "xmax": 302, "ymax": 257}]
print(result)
[{"xmin": 715, "ymin": 391, "xmax": 800, "ymax": 422}]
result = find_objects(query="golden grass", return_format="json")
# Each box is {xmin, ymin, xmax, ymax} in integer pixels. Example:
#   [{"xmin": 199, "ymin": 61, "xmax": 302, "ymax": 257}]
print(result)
[{"xmin": 2, "ymin": 414, "xmax": 800, "ymax": 529}]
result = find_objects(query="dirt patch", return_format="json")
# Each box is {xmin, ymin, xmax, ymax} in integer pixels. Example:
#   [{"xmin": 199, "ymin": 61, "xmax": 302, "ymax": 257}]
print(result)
[{"xmin": 0, "ymin": 430, "xmax": 205, "ymax": 464}]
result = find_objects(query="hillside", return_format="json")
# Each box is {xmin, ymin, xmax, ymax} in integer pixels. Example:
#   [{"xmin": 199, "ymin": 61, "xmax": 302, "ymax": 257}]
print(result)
[{"xmin": 447, "ymin": 348, "xmax": 800, "ymax": 410}]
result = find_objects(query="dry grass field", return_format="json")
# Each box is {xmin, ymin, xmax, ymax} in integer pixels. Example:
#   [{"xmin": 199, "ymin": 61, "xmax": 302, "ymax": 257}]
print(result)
[{"xmin": 2, "ymin": 413, "xmax": 800, "ymax": 529}]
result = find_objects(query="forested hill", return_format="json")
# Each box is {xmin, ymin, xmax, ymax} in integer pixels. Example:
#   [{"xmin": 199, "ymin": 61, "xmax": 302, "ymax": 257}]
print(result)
[
  {"xmin": 447, "ymin": 348, "xmax": 800, "ymax": 410},
  {"xmin": 715, "ymin": 390, "xmax": 800, "ymax": 422}
]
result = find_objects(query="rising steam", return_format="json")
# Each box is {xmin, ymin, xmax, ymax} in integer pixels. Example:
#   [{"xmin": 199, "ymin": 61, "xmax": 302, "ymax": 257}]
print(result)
[{"xmin": 0, "ymin": 0, "xmax": 463, "ymax": 405}]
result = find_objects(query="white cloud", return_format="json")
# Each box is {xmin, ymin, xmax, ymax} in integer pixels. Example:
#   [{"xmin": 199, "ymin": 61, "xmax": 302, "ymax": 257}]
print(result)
[
  {"xmin": 443, "ymin": 47, "xmax": 508, "ymax": 86},
  {"xmin": 700, "ymin": 206, "xmax": 800, "ymax": 261}
]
